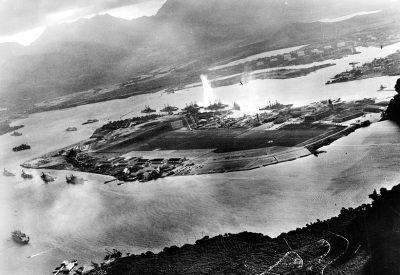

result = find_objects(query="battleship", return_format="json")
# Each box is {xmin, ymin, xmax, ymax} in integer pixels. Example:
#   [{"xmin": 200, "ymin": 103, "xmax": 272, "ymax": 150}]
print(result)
[
  {"xmin": 82, "ymin": 119, "xmax": 99, "ymax": 125},
  {"xmin": 11, "ymin": 230, "xmax": 30, "ymax": 244},
  {"xmin": 12, "ymin": 143, "xmax": 31, "ymax": 152},
  {"xmin": 160, "ymin": 104, "xmax": 179, "ymax": 113},
  {"xmin": 259, "ymin": 101, "xmax": 293, "ymax": 111},
  {"xmin": 205, "ymin": 100, "xmax": 229, "ymax": 111},
  {"xmin": 21, "ymin": 170, "xmax": 33, "ymax": 179},
  {"xmin": 3, "ymin": 168, "xmax": 15, "ymax": 176},
  {"xmin": 66, "ymin": 174, "xmax": 84, "ymax": 184},
  {"xmin": 10, "ymin": 131, "xmax": 22, "ymax": 136},
  {"xmin": 40, "ymin": 172, "xmax": 55, "ymax": 183},
  {"xmin": 181, "ymin": 102, "xmax": 202, "ymax": 114},
  {"xmin": 141, "ymin": 105, "xmax": 156, "ymax": 113}
]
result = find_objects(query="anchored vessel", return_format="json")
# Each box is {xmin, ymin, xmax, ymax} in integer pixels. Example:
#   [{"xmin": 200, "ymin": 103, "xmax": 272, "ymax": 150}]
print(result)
[
  {"xmin": 259, "ymin": 101, "xmax": 293, "ymax": 111},
  {"xmin": 66, "ymin": 127, "xmax": 77, "ymax": 131},
  {"xmin": 66, "ymin": 174, "xmax": 84, "ymax": 184},
  {"xmin": 11, "ymin": 230, "xmax": 29, "ymax": 244},
  {"xmin": 141, "ymin": 105, "xmax": 156, "ymax": 113},
  {"xmin": 160, "ymin": 104, "xmax": 179, "ymax": 113},
  {"xmin": 21, "ymin": 170, "xmax": 33, "ymax": 179},
  {"xmin": 3, "ymin": 168, "xmax": 15, "ymax": 176},
  {"xmin": 12, "ymin": 143, "xmax": 31, "ymax": 152},
  {"xmin": 41, "ymin": 172, "xmax": 55, "ymax": 182},
  {"xmin": 10, "ymin": 131, "xmax": 22, "ymax": 136}
]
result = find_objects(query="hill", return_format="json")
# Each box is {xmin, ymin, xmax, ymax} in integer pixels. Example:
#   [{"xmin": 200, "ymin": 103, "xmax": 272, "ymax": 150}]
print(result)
[{"xmin": 0, "ymin": 0, "xmax": 398, "ymax": 111}]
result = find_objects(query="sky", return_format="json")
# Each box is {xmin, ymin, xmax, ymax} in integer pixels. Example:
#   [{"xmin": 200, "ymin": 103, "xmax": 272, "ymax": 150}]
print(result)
[{"xmin": 0, "ymin": 0, "xmax": 167, "ymax": 46}]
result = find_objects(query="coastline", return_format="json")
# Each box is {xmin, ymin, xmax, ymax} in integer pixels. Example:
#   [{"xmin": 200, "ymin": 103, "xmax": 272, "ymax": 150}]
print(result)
[{"xmin": 84, "ymin": 183, "xmax": 400, "ymax": 275}]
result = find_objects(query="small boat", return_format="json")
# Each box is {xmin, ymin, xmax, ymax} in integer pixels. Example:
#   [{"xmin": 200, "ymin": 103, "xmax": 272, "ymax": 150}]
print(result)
[
  {"xmin": 66, "ymin": 127, "xmax": 77, "ymax": 131},
  {"xmin": 12, "ymin": 143, "xmax": 31, "ymax": 152},
  {"xmin": 66, "ymin": 174, "xmax": 84, "ymax": 184},
  {"xmin": 82, "ymin": 119, "xmax": 99, "ymax": 125},
  {"xmin": 377, "ymin": 85, "xmax": 387, "ymax": 91},
  {"xmin": 40, "ymin": 172, "xmax": 55, "ymax": 183},
  {"xmin": 21, "ymin": 170, "xmax": 33, "ymax": 179},
  {"xmin": 11, "ymin": 230, "xmax": 29, "ymax": 244},
  {"xmin": 3, "ymin": 168, "xmax": 16, "ymax": 177},
  {"xmin": 10, "ymin": 131, "xmax": 22, "ymax": 136}
]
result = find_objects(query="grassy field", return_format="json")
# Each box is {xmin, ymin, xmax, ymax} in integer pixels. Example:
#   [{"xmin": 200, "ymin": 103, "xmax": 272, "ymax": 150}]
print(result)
[{"xmin": 95, "ymin": 125, "xmax": 344, "ymax": 154}]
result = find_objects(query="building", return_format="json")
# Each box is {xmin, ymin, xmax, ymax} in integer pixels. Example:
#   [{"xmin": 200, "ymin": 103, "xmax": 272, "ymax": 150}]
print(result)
[
  {"xmin": 256, "ymin": 61, "xmax": 264, "ymax": 66},
  {"xmin": 283, "ymin": 54, "xmax": 292, "ymax": 60},
  {"xmin": 363, "ymin": 105, "xmax": 385, "ymax": 113},
  {"xmin": 332, "ymin": 112, "xmax": 364, "ymax": 122},
  {"xmin": 304, "ymin": 109, "xmax": 332, "ymax": 122},
  {"xmin": 324, "ymin": 45, "xmax": 332, "ymax": 50},
  {"xmin": 311, "ymin": 49, "xmax": 323, "ymax": 54},
  {"xmin": 167, "ymin": 157, "xmax": 186, "ymax": 164},
  {"xmin": 270, "ymin": 58, "xmax": 278, "ymax": 62},
  {"xmin": 337, "ymin": 42, "xmax": 345, "ymax": 47},
  {"xmin": 171, "ymin": 120, "xmax": 184, "ymax": 129},
  {"xmin": 297, "ymin": 51, "xmax": 305, "ymax": 57}
]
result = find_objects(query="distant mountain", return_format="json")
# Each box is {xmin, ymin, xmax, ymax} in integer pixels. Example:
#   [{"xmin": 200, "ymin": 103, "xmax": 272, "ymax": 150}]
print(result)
[
  {"xmin": 0, "ymin": 0, "xmax": 397, "ymax": 110},
  {"xmin": 35, "ymin": 0, "xmax": 392, "ymax": 51}
]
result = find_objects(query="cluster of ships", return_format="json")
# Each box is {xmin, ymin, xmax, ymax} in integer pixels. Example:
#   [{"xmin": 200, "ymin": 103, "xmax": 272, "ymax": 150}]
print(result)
[
  {"xmin": 10, "ymin": 229, "xmax": 84, "ymax": 274},
  {"xmin": 3, "ymin": 168, "xmax": 84, "ymax": 184}
]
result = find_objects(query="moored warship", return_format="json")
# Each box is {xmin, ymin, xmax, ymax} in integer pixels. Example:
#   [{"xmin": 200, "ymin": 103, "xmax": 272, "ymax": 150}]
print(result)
[
  {"xmin": 10, "ymin": 131, "xmax": 22, "ymax": 136},
  {"xmin": 141, "ymin": 105, "xmax": 156, "ymax": 113},
  {"xmin": 66, "ymin": 174, "xmax": 84, "ymax": 184},
  {"xmin": 12, "ymin": 143, "xmax": 31, "ymax": 152},
  {"xmin": 41, "ymin": 172, "xmax": 55, "ymax": 182},
  {"xmin": 11, "ymin": 230, "xmax": 30, "ymax": 244}
]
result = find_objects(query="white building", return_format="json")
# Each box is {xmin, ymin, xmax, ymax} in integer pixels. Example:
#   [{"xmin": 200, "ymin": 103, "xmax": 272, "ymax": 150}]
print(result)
[
  {"xmin": 337, "ymin": 42, "xmax": 345, "ymax": 47},
  {"xmin": 283, "ymin": 54, "xmax": 291, "ymax": 60}
]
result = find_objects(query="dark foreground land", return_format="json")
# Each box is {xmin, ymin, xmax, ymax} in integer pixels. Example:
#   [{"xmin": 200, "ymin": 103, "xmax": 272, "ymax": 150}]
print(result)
[{"xmin": 85, "ymin": 184, "xmax": 400, "ymax": 275}]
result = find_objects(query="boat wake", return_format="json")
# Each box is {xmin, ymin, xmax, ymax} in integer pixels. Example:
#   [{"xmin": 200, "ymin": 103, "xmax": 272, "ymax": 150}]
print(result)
[{"xmin": 27, "ymin": 247, "xmax": 58, "ymax": 258}]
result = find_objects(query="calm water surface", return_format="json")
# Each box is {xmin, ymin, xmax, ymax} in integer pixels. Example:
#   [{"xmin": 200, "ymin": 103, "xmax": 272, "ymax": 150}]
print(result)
[{"xmin": 1, "ymin": 43, "xmax": 400, "ymax": 274}]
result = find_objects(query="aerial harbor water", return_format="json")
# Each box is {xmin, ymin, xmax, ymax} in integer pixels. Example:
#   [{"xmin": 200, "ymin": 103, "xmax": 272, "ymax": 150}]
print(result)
[{"xmin": 1, "ymin": 42, "xmax": 400, "ymax": 274}]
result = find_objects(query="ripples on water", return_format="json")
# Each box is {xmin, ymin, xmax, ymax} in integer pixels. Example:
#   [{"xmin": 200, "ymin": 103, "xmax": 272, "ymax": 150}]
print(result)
[{"xmin": 2, "ymin": 42, "xmax": 400, "ymax": 274}]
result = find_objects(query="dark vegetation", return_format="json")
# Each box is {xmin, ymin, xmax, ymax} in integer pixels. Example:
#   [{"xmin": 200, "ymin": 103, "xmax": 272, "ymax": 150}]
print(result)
[
  {"xmin": 382, "ymin": 94, "xmax": 400, "ymax": 124},
  {"xmin": 86, "ymin": 185, "xmax": 400, "ymax": 275}
]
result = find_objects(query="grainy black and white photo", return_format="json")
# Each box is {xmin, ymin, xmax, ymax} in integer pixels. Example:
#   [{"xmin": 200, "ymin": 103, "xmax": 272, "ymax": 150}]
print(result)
[{"xmin": 1, "ymin": 0, "xmax": 400, "ymax": 274}]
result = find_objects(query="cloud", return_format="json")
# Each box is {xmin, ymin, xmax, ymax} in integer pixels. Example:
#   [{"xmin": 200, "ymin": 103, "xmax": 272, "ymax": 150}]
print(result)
[{"xmin": 0, "ymin": 0, "xmax": 165, "ymax": 36}]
